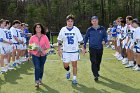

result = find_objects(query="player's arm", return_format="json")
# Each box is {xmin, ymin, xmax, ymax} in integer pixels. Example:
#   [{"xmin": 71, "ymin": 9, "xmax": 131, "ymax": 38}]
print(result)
[
  {"xmin": 57, "ymin": 29, "xmax": 63, "ymax": 57},
  {"xmin": 3, "ymin": 39, "xmax": 12, "ymax": 44},
  {"xmin": 13, "ymin": 35, "xmax": 20, "ymax": 43},
  {"xmin": 83, "ymin": 29, "xmax": 90, "ymax": 50},
  {"xmin": 0, "ymin": 36, "xmax": 12, "ymax": 44}
]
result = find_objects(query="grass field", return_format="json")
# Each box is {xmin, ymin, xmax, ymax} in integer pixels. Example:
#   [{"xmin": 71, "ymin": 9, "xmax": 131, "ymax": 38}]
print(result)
[{"xmin": 0, "ymin": 48, "xmax": 140, "ymax": 93}]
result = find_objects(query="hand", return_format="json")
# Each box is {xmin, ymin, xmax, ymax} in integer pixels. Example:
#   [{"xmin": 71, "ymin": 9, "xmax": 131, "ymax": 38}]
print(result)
[
  {"xmin": 82, "ymin": 48, "xmax": 87, "ymax": 56},
  {"xmin": 102, "ymin": 41, "xmax": 105, "ymax": 45},
  {"xmin": 8, "ymin": 41, "xmax": 12, "ymax": 45},
  {"xmin": 57, "ymin": 49, "xmax": 62, "ymax": 57},
  {"xmin": 20, "ymin": 40, "xmax": 24, "ymax": 44}
]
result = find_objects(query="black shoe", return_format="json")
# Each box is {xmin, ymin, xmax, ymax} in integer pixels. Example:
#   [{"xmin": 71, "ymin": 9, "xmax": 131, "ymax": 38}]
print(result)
[
  {"xmin": 35, "ymin": 83, "xmax": 39, "ymax": 88},
  {"xmin": 94, "ymin": 77, "xmax": 98, "ymax": 82},
  {"xmin": 97, "ymin": 74, "xmax": 100, "ymax": 77},
  {"xmin": 39, "ymin": 80, "xmax": 43, "ymax": 85}
]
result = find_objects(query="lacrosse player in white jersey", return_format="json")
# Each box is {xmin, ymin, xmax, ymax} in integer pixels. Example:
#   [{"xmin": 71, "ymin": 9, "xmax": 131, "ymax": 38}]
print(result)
[
  {"xmin": 125, "ymin": 16, "xmax": 135, "ymax": 68},
  {"xmin": 131, "ymin": 20, "xmax": 140, "ymax": 71},
  {"xmin": 0, "ymin": 19, "xmax": 13, "ymax": 73},
  {"xmin": 57, "ymin": 14, "xmax": 83, "ymax": 84},
  {"xmin": 18, "ymin": 23, "xmax": 27, "ymax": 62},
  {"xmin": 10, "ymin": 20, "xmax": 22, "ymax": 66},
  {"xmin": 3, "ymin": 20, "xmax": 14, "ymax": 70},
  {"xmin": 115, "ymin": 17, "xmax": 123, "ymax": 61}
]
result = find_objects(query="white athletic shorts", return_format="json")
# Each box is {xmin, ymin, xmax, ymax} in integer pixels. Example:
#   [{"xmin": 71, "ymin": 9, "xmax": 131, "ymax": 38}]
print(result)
[
  {"xmin": 13, "ymin": 44, "xmax": 22, "ymax": 50},
  {"xmin": 62, "ymin": 52, "xmax": 80, "ymax": 63},
  {"xmin": 20, "ymin": 44, "xmax": 27, "ymax": 50},
  {"xmin": 0, "ymin": 46, "xmax": 7, "ymax": 55},
  {"xmin": 0, "ymin": 45, "xmax": 13, "ymax": 54}
]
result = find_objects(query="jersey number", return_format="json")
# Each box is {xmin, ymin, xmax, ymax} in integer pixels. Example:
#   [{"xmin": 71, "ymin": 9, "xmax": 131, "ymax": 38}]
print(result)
[{"xmin": 67, "ymin": 36, "xmax": 74, "ymax": 44}]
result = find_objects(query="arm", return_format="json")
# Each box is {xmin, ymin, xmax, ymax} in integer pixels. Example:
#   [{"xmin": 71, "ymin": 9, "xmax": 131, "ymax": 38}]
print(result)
[
  {"xmin": 103, "ymin": 28, "xmax": 108, "ymax": 44},
  {"xmin": 57, "ymin": 29, "xmax": 63, "ymax": 57},
  {"xmin": 83, "ymin": 29, "xmax": 90, "ymax": 49},
  {"xmin": 76, "ymin": 28, "xmax": 84, "ymax": 47}
]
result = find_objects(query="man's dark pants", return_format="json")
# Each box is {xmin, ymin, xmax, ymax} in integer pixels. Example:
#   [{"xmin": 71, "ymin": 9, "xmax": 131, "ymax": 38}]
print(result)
[{"xmin": 89, "ymin": 48, "xmax": 103, "ymax": 77}]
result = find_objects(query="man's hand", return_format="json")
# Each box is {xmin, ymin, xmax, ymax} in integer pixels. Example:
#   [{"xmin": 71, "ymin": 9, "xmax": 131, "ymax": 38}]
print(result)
[
  {"xmin": 82, "ymin": 48, "xmax": 87, "ymax": 56},
  {"xmin": 102, "ymin": 41, "xmax": 105, "ymax": 45}
]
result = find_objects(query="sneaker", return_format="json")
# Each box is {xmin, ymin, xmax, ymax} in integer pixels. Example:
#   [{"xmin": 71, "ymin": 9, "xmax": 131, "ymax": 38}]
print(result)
[
  {"xmin": 16, "ymin": 60, "xmax": 22, "ymax": 65},
  {"xmin": 0, "ymin": 71, "xmax": 3, "ymax": 74},
  {"xmin": 66, "ymin": 72, "xmax": 70, "ymax": 79},
  {"xmin": 94, "ymin": 77, "xmax": 99, "ymax": 82},
  {"xmin": 12, "ymin": 62, "xmax": 17, "ymax": 67},
  {"xmin": 122, "ymin": 60, "xmax": 129, "ymax": 65},
  {"xmin": 133, "ymin": 65, "xmax": 138, "ymax": 70},
  {"xmin": 72, "ymin": 79, "xmax": 78, "ymax": 85},
  {"xmin": 125, "ymin": 64, "xmax": 133, "ymax": 68},
  {"xmin": 125, "ymin": 61, "xmax": 134, "ymax": 68},
  {"xmin": 111, "ymin": 45, "xmax": 115, "ymax": 50},
  {"xmin": 39, "ymin": 80, "xmax": 43, "ymax": 85},
  {"xmin": 20, "ymin": 57, "xmax": 27, "ymax": 62},
  {"xmin": 8, "ymin": 66, "xmax": 14, "ymax": 70},
  {"xmin": 35, "ymin": 83, "xmax": 39, "ymax": 88},
  {"xmin": 113, "ymin": 52, "xmax": 119, "ymax": 57},
  {"xmin": 117, "ymin": 56, "xmax": 123, "ymax": 61},
  {"xmin": 133, "ymin": 66, "xmax": 140, "ymax": 71},
  {"xmin": 1, "ymin": 67, "xmax": 8, "ymax": 73},
  {"xmin": 122, "ymin": 58, "xmax": 128, "ymax": 63}
]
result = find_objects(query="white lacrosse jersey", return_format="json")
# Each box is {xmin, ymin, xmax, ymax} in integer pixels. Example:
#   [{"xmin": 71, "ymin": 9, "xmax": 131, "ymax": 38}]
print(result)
[
  {"xmin": 3, "ymin": 29, "xmax": 13, "ymax": 46},
  {"xmin": 57, "ymin": 26, "xmax": 83, "ymax": 52},
  {"xmin": 134, "ymin": 27, "xmax": 140, "ymax": 40},
  {"xmin": 0, "ymin": 28, "xmax": 6, "ymax": 47},
  {"xmin": 10, "ymin": 27, "xmax": 20, "ymax": 43}
]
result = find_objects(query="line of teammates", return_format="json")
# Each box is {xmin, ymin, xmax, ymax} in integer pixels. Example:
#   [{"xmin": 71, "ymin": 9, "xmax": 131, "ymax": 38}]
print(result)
[
  {"xmin": 107, "ymin": 16, "xmax": 140, "ymax": 71},
  {"xmin": 0, "ymin": 19, "xmax": 31, "ymax": 74}
]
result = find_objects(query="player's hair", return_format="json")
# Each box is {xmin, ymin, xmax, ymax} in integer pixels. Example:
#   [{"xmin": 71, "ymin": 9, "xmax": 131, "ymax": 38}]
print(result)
[
  {"xmin": 0, "ymin": 19, "xmax": 6, "ymax": 24},
  {"xmin": 66, "ymin": 14, "xmax": 75, "ymax": 21},
  {"xmin": 126, "ymin": 16, "xmax": 133, "ymax": 21},
  {"xmin": 21, "ymin": 23, "xmax": 25, "ymax": 26},
  {"xmin": 109, "ymin": 23, "xmax": 113, "ymax": 26},
  {"xmin": 121, "ymin": 19, "xmax": 126, "ymax": 25},
  {"xmin": 33, "ymin": 23, "xmax": 46, "ymax": 35},
  {"xmin": 12, "ymin": 20, "xmax": 21, "ymax": 25},
  {"xmin": 6, "ymin": 20, "xmax": 10, "ymax": 25},
  {"xmin": 132, "ymin": 19, "xmax": 140, "ymax": 26}
]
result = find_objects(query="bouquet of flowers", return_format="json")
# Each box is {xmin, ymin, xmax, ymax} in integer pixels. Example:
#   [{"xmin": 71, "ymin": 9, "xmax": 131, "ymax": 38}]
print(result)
[{"xmin": 28, "ymin": 43, "xmax": 42, "ymax": 52}]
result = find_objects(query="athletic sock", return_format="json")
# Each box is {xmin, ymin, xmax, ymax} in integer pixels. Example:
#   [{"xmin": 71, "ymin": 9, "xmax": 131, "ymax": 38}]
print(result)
[
  {"xmin": 64, "ymin": 66, "xmax": 70, "ymax": 71},
  {"xmin": 73, "ymin": 76, "xmax": 76, "ymax": 80}
]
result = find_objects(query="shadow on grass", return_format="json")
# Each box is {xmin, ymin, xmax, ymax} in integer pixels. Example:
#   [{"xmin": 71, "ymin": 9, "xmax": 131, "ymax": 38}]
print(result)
[
  {"xmin": 35, "ymin": 83, "xmax": 59, "ymax": 93},
  {"xmin": 0, "ymin": 61, "xmax": 34, "ymax": 85},
  {"xmin": 71, "ymin": 81, "xmax": 110, "ymax": 93},
  {"xmin": 98, "ymin": 76, "xmax": 140, "ymax": 93},
  {"xmin": 0, "ymin": 77, "xmax": 6, "ymax": 92}
]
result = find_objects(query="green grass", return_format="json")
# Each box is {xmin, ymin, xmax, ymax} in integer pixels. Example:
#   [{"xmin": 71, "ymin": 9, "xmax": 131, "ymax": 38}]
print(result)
[{"xmin": 0, "ymin": 48, "xmax": 140, "ymax": 93}]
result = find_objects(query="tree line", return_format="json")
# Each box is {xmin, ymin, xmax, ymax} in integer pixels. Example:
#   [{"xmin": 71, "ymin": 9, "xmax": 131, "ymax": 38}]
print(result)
[{"xmin": 0, "ymin": 0, "xmax": 140, "ymax": 33}]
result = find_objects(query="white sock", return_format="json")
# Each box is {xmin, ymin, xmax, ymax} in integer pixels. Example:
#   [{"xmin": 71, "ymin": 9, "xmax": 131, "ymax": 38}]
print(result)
[{"xmin": 73, "ymin": 76, "xmax": 76, "ymax": 80}]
